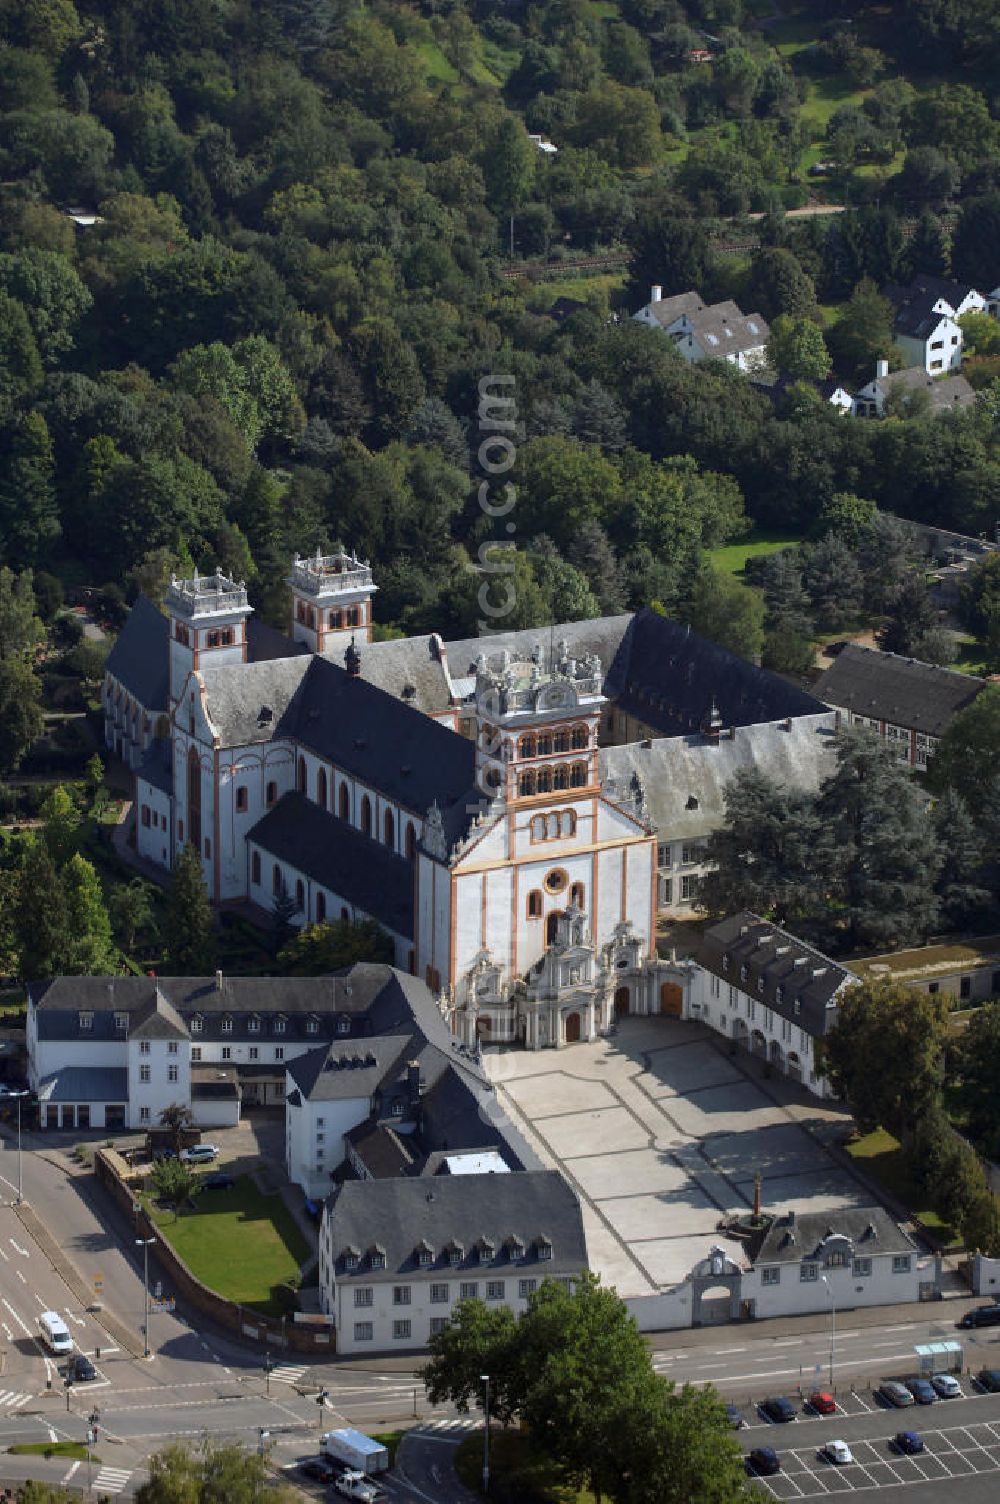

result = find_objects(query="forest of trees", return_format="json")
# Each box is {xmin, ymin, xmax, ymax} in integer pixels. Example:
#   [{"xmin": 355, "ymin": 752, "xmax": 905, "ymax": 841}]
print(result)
[{"xmin": 0, "ymin": 0, "xmax": 999, "ymax": 655}]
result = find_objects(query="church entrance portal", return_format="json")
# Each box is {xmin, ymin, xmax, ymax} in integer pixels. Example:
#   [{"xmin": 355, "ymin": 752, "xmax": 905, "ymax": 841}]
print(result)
[
  {"xmin": 614, "ymin": 986, "xmax": 630, "ymax": 1017},
  {"xmin": 565, "ymin": 1012, "xmax": 581, "ymax": 1043}
]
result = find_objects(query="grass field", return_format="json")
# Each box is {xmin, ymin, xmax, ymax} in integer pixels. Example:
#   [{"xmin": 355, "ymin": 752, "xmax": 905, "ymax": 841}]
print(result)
[
  {"xmin": 953, "ymin": 635, "xmax": 989, "ymax": 675},
  {"xmin": 845, "ymin": 1129, "xmax": 960, "ymax": 1248},
  {"xmin": 148, "ymin": 1175, "xmax": 311, "ymax": 1315},
  {"xmin": 524, "ymin": 270, "xmax": 627, "ymax": 311},
  {"xmin": 454, "ymin": 1430, "xmax": 595, "ymax": 1503},
  {"xmin": 707, "ymin": 528, "xmax": 802, "ymax": 578},
  {"xmin": 10, "ymin": 1443, "xmax": 99, "ymax": 1461}
]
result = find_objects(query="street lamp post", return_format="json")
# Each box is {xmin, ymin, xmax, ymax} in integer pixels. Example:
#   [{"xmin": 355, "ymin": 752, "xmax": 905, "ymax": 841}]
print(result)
[
  {"xmin": 136, "ymin": 1237, "xmax": 155, "ymax": 1358},
  {"xmin": 481, "ymin": 1374, "xmax": 490, "ymax": 1496},
  {"xmin": 264, "ymin": 1354, "xmax": 273, "ymax": 1396},
  {"xmin": 820, "ymin": 1275, "xmax": 836, "ymax": 1391},
  {"xmin": 317, "ymin": 1388, "xmax": 329, "ymax": 1434},
  {"xmin": 10, "ymin": 1090, "xmax": 27, "ymax": 1205}
]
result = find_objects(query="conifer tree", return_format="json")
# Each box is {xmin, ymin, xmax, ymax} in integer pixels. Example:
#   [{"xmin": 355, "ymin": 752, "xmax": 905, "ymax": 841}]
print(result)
[{"xmin": 165, "ymin": 844, "xmax": 216, "ymax": 975}]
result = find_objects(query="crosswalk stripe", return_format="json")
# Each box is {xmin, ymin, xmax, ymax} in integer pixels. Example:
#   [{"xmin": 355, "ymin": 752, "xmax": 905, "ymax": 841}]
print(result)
[
  {"xmin": 92, "ymin": 1467, "xmax": 132, "ymax": 1491},
  {"xmin": 270, "ymin": 1365, "xmax": 307, "ymax": 1384},
  {"xmin": 0, "ymin": 1391, "xmax": 30, "ymax": 1407}
]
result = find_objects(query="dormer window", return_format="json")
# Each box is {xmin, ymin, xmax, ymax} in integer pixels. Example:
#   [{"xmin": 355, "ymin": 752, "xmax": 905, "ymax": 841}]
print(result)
[
  {"xmin": 794, "ymin": 998, "xmax": 801, "ymax": 1017},
  {"xmin": 344, "ymin": 1248, "xmax": 359, "ymax": 1271},
  {"xmin": 274, "ymin": 1016, "xmax": 286, "ymax": 1035},
  {"xmin": 79, "ymin": 1011, "xmax": 93, "ymax": 1030},
  {"xmin": 370, "ymin": 1247, "xmax": 386, "ymax": 1270},
  {"xmin": 248, "ymin": 1015, "xmax": 260, "ymax": 1034},
  {"xmin": 508, "ymin": 1238, "xmax": 524, "ymax": 1262},
  {"xmin": 221, "ymin": 1016, "xmax": 233, "ymax": 1034},
  {"xmin": 114, "ymin": 1012, "xmax": 128, "ymax": 1032},
  {"xmin": 757, "ymin": 975, "xmax": 764, "ymax": 994},
  {"xmin": 479, "ymin": 1240, "xmax": 495, "ymax": 1263},
  {"xmin": 306, "ymin": 1016, "xmax": 318, "ymax": 1035},
  {"xmin": 448, "ymin": 1244, "xmax": 463, "ymax": 1267},
  {"xmin": 536, "ymin": 1237, "xmax": 552, "ymax": 1262},
  {"xmin": 740, "ymin": 965, "xmax": 747, "ymax": 983},
  {"xmin": 776, "ymin": 986, "xmax": 784, "ymax": 1005},
  {"xmin": 190, "ymin": 1014, "xmax": 202, "ymax": 1034},
  {"xmin": 390, "ymin": 1100, "xmax": 403, "ymax": 1118},
  {"xmin": 337, "ymin": 1016, "xmax": 351, "ymax": 1035},
  {"xmin": 722, "ymin": 954, "xmax": 729, "ymax": 972},
  {"xmin": 417, "ymin": 1243, "xmax": 433, "ymax": 1269}
]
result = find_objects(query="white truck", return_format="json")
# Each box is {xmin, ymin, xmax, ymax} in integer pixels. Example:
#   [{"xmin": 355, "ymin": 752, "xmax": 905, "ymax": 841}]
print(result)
[
  {"xmin": 321, "ymin": 1429, "xmax": 390, "ymax": 1476},
  {"xmin": 332, "ymin": 1473, "xmax": 382, "ymax": 1503}
]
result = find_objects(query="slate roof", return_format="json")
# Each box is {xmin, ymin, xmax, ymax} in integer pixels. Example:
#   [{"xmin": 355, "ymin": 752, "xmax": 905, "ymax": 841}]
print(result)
[
  {"xmin": 37, "ymin": 1067, "xmax": 128, "ymax": 1103},
  {"xmin": 813, "ymin": 644, "xmax": 984, "ymax": 737},
  {"xmin": 685, "ymin": 303, "xmax": 769, "ymax": 356},
  {"xmin": 639, "ymin": 289, "xmax": 706, "ymax": 327},
  {"xmin": 137, "ymin": 739, "xmax": 172, "ymax": 795},
  {"xmin": 602, "ymin": 715, "xmax": 836, "ymax": 841},
  {"xmin": 611, "ymin": 611, "xmax": 826, "ymax": 736},
  {"xmin": 353, "ymin": 635, "xmax": 454, "ymax": 717},
  {"xmin": 345, "ymin": 1119, "xmax": 417, "ymax": 1178},
  {"xmin": 129, "ymin": 990, "xmax": 188, "ymax": 1041},
  {"xmin": 29, "ymin": 966, "xmax": 448, "ymax": 1046},
  {"xmin": 885, "ymin": 275, "xmax": 979, "ymax": 323},
  {"xmin": 326, "ymin": 1170, "xmax": 586, "ymax": 1277},
  {"xmin": 104, "ymin": 595, "xmax": 169, "ymax": 711},
  {"xmin": 190, "ymin": 1064, "xmax": 239, "ymax": 1100},
  {"xmin": 698, "ymin": 911, "xmax": 854, "ymax": 1040},
  {"xmin": 247, "ymin": 793, "xmax": 415, "ymax": 939},
  {"xmin": 286, "ymin": 1035, "xmax": 411, "ymax": 1102},
  {"xmin": 753, "ymin": 1206, "xmax": 916, "ymax": 1267},
  {"xmin": 870, "ymin": 367, "xmax": 976, "ymax": 413},
  {"xmin": 247, "ymin": 616, "xmax": 306, "ymax": 663},
  {"xmin": 199, "ymin": 658, "xmax": 312, "ymax": 746}
]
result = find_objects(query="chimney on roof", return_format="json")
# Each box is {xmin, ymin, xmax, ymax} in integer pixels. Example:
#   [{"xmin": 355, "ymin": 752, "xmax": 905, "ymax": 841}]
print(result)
[
  {"xmin": 215, "ymin": 970, "xmax": 223, "ymax": 991},
  {"xmin": 408, "ymin": 1060, "xmax": 421, "ymax": 1103},
  {"xmin": 703, "ymin": 699, "xmax": 723, "ymax": 742},
  {"xmin": 876, "ymin": 358, "xmax": 889, "ymax": 380},
  {"xmin": 344, "ymin": 635, "xmax": 361, "ymax": 678},
  {"xmin": 651, "ymin": 284, "xmax": 662, "ymax": 304}
]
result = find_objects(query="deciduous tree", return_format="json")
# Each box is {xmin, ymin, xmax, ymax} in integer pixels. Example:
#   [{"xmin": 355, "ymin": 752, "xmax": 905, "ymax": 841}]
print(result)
[
  {"xmin": 825, "ymin": 978, "xmax": 949, "ymax": 1136},
  {"xmin": 164, "ymin": 844, "xmax": 216, "ymax": 975}
]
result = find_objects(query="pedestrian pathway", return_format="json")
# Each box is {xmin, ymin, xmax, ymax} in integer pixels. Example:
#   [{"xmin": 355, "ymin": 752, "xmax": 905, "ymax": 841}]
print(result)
[
  {"xmin": 0, "ymin": 1389, "xmax": 33, "ymax": 1409},
  {"xmin": 92, "ymin": 1465, "xmax": 132, "ymax": 1493},
  {"xmin": 268, "ymin": 1363, "xmax": 307, "ymax": 1387},
  {"xmin": 419, "ymin": 1418, "xmax": 481, "ymax": 1434}
]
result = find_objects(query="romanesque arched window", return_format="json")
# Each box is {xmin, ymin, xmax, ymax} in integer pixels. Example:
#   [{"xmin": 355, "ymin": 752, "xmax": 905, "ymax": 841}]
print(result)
[
  {"xmin": 405, "ymin": 822, "xmax": 416, "ymax": 859},
  {"xmin": 339, "ymin": 782, "xmax": 349, "ymax": 821},
  {"xmin": 536, "ymin": 767, "xmax": 553, "ymax": 793},
  {"xmin": 361, "ymin": 795, "xmax": 372, "ymax": 835},
  {"xmin": 384, "ymin": 808, "xmax": 395, "ymax": 847},
  {"xmin": 553, "ymin": 730, "xmax": 569, "ymax": 753},
  {"xmin": 295, "ymin": 878, "xmax": 305, "ymax": 911},
  {"xmin": 316, "ymin": 892, "xmax": 326, "ymax": 922},
  {"xmin": 570, "ymin": 882, "xmax": 585, "ymax": 909},
  {"xmin": 526, "ymin": 890, "xmax": 543, "ymax": 918},
  {"xmin": 297, "ymin": 756, "xmax": 306, "ymax": 794},
  {"xmin": 519, "ymin": 770, "xmax": 536, "ymax": 797},
  {"xmin": 251, "ymin": 851, "xmax": 261, "ymax": 886},
  {"xmin": 553, "ymin": 765, "xmax": 569, "ymax": 791},
  {"xmin": 570, "ymin": 762, "xmax": 587, "ymax": 787},
  {"xmin": 571, "ymin": 724, "xmax": 588, "ymax": 750},
  {"xmin": 519, "ymin": 734, "xmax": 536, "ymax": 759},
  {"xmin": 317, "ymin": 767, "xmax": 327, "ymax": 807}
]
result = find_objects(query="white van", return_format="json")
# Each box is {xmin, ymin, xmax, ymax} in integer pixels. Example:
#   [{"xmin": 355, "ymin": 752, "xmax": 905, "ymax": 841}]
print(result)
[{"xmin": 38, "ymin": 1311, "xmax": 73, "ymax": 1355}]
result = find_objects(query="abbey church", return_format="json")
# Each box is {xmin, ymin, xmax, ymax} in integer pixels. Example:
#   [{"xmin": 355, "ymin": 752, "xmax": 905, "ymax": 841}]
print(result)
[{"xmin": 102, "ymin": 551, "xmax": 835, "ymax": 1050}]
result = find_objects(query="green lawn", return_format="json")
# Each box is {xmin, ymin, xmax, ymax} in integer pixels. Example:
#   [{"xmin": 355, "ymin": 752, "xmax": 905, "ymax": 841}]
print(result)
[
  {"xmin": 845, "ymin": 1129, "xmax": 960, "ymax": 1248},
  {"xmin": 454, "ymin": 1430, "xmax": 595, "ymax": 1503},
  {"xmin": 524, "ymin": 270, "xmax": 627, "ymax": 310},
  {"xmin": 953, "ymin": 635, "xmax": 989, "ymax": 675},
  {"xmin": 707, "ymin": 529, "xmax": 803, "ymax": 578},
  {"xmin": 147, "ymin": 1175, "xmax": 311, "ymax": 1315},
  {"xmin": 10, "ymin": 1443, "xmax": 99, "ymax": 1461},
  {"xmin": 798, "ymin": 75, "xmax": 871, "ymax": 131}
]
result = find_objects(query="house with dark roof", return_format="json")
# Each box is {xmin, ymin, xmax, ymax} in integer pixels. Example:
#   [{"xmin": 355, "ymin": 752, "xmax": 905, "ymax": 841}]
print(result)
[
  {"xmin": 742, "ymin": 1207, "xmax": 925, "ymax": 1316},
  {"xmin": 883, "ymin": 274, "xmax": 984, "ymax": 374},
  {"xmin": 814, "ymin": 643, "xmax": 985, "ymax": 769},
  {"xmin": 632, "ymin": 286, "xmax": 770, "ymax": 371},
  {"xmin": 852, "ymin": 360, "xmax": 976, "ymax": 419},
  {"xmin": 691, "ymin": 912, "xmax": 856, "ymax": 1096},
  {"xmin": 107, "ymin": 551, "xmax": 834, "ymax": 1056},
  {"xmin": 320, "ymin": 1171, "xmax": 586, "ymax": 1352},
  {"xmin": 102, "ymin": 595, "xmax": 170, "ymax": 770}
]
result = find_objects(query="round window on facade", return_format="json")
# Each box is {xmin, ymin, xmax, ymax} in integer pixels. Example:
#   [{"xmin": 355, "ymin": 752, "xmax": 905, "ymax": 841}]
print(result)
[{"xmin": 545, "ymin": 868, "xmax": 568, "ymax": 894}]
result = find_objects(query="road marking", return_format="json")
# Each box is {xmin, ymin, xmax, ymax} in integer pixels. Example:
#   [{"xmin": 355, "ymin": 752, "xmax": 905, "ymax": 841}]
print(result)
[
  {"xmin": 0, "ymin": 1247, "xmax": 8, "ymax": 1262},
  {"xmin": 9, "ymin": 1239, "xmax": 28, "ymax": 1257},
  {"xmin": 47, "ymin": 1427, "xmax": 57, "ymax": 1442},
  {"xmin": 62, "ymin": 1463, "xmax": 81, "ymax": 1484},
  {"xmin": 713, "ymin": 1347, "xmax": 747, "ymax": 1355},
  {"xmin": 92, "ymin": 1466, "xmax": 132, "ymax": 1493},
  {"xmin": 64, "ymin": 1309, "xmax": 86, "ymax": 1327},
  {"xmin": 2, "ymin": 1297, "xmax": 31, "ymax": 1336},
  {"xmin": 269, "ymin": 1364, "xmax": 307, "ymax": 1386},
  {"xmin": 0, "ymin": 1391, "xmax": 34, "ymax": 1408},
  {"xmin": 0, "ymin": 1323, "xmax": 10, "ymax": 1340}
]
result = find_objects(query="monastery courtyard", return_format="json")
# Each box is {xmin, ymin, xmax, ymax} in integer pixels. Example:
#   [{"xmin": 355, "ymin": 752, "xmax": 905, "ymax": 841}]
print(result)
[{"xmin": 486, "ymin": 1018, "xmax": 871, "ymax": 1299}]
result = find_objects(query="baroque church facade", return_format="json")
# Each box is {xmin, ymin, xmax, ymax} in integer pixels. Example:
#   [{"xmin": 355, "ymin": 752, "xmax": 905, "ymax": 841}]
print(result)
[{"xmin": 103, "ymin": 550, "xmax": 834, "ymax": 1050}]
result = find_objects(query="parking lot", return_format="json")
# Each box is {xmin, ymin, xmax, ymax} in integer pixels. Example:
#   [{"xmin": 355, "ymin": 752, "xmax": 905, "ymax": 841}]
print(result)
[{"xmin": 744, "ymin": 1380, "xmax": 1000, "ymax": 1497}]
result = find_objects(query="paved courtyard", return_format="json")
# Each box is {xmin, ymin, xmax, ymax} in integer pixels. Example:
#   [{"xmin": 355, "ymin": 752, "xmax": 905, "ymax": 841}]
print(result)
[{"xmin": 486, "ymin": 1018, "xmax": 867, "ymax": 1298}]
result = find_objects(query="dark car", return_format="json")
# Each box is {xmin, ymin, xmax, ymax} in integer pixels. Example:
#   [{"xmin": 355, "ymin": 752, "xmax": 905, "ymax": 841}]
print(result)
[
  {"xmin": 892, "ymin": 1431, "xmax": 925, "ymax": 1456},
  {"xmin": 725, "ymin": 1404, "xmax": 744, "ymax": 1429},
  {"xmin": 68, "ymin": 1354, "xmax": 97, "ymax": 1382},
  {"xmin": 904, "ymin": 1377, "xmax": 936, "ymax": 1405},
  {"xmin": 878, "ymin": 1381, "xmax": 915, "ymax": 1408},
  {"xmin": 745, "ymin": 1447, "xmax": 780, "ymax": 1477},
  {"xmin": 959, "ymin": 1305, "xmax": 1000, "ymax": 1329},
  {"xmin": 202, "ymin": 1172, "xmax": 235, "ymax": 1190},
  {"xmin": 760, "ymin": 1396, "xmax": 797, "ymax": 1424},
  {"xmin": 977, "ymin": 1368, "xmax": 1000, "ymax": 1392},
  {"xmin": 807, "ymin": 1390, "xmax": 837, "ymax": 1415},
  {"xmin": 298, "ymin": 1458, "xmax": 339, "ymax": 1484}
]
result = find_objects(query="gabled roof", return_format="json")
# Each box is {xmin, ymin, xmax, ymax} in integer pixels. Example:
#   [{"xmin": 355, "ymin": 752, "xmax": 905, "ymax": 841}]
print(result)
[
  {"xmin": 104, "ymin": 595, "xmax": 169, "ymax": 712},
  {"xmin": 753, "ymin": 1206, "xmax": 916, "ymax": 1266},
  {"xmin": 247, "ymin": 793, "xmax": 415, "ymax": 939},
  {"xmin": 814, "ymin": 643, "xmax": 984, "ymax": 736},
  {"xmin": 287, "ymin": 1034, "xmax": 412, "ymax": 1101},
  {"xmin": 637, "ymin": 289, "xmax": 706, "ymax": 327},
  {"xmin": 698, "ymin": 911, "xmax": 853, "ymax": 1039},
  {"xmin": 326, "ymin": 1170, "xmax": 586, "ymax": 1277},
  {"xmin": 37, "ymin": 1066, "xmax": 128, "ymax": 1103},
  {"xmin": 685, "ymin": 303, "xmax": 769, "ymax": 355},
  {"xmin": 885, "ymin": 274, "xmax": 980, "ymax": 321},
  {"xmin": 129, "ymin": 989, "xmax": 188, "ymax": 1041},
  {"xmin": 345, "ymin": 1119, "xmax": 417, "ymax": 1178}
]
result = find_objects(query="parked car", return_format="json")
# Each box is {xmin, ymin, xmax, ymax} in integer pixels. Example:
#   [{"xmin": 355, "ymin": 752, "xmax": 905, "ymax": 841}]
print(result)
[
  {"xmin": 821, "ymin": 1440, "xmax": 854, "ymax": 1466},
  {"xmin": 807, "ymin": 1391, "xmax": 837, "ymax": 1415},
  {"xmin": 202, "ymin": 1172, "xmax": 235, "ymax": 1190},
  {"xmin": 68, "ymin": 1354, "xmax": 97, "ymax": 1382},
  {"xmin": 904, "ymin": 1377, "xmax": 936, "ymax": 1405},
  {"xmin": 725, "ymin": 1404, "xmax": 744, "ymax": 1429},
  {"xmin": 977, "ymin": 1368, "xmax": 1000, "ymax": 1392},
  {"xmin": 958, "ymin": 1305, "xmax": 1000, "ymax": 1329},
  {"xmin": 760, "ymin": 1396, "xmax": 797, "ymax": 1424},
  {"xmin": 745, "ymin": 1448, "xmax": 780, "ymax": 1477},
  {"xmin": 298, "ymin": 1457, "xmax": 340, "ymax": 1484},
  {"xmin": 878, "ymin": 1381, "xmax": 915, "ymax": 1408},
  {"xmin": 892, "ymin": 1431, "xmax": 925, "ymax": 1455},
  {"xmin": 930, "ymin": 1372, "xmax": 961, "ymax": 1398},
  {"xmin": 180, "ymin": 1143, "xmax": 218, "ymax": 1163}
]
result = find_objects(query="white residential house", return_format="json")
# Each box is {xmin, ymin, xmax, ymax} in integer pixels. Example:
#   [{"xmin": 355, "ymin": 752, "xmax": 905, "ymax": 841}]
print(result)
[
  {"xmin": 742, "ymin": 1208, "xmax": 930, "ymax": 1318},
  {"xmin": 632, "ymin": 286, "xmax": 770, "ymax": 371},
  {"xmin": 852, "ymin": 360, "xmax": 976, "ymax": 418},
  {"xmin": 884, "ymin": 275, "xmax": 985, "ymax": 373},
  {"xmin": 986, "ymin": 285, "xmax": 1000, "ymax": 319},
  {"xmin": 319, "ymin": 1171, "xmax": 587, "ymax": 1353}
]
